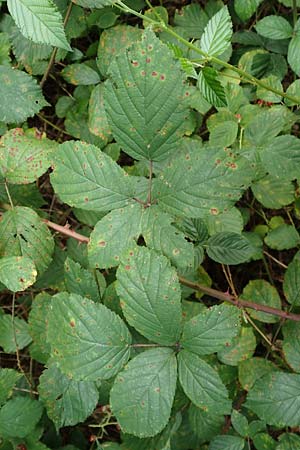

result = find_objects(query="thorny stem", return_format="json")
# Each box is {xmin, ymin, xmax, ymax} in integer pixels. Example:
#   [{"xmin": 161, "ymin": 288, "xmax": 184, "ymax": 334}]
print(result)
[
  {"xmin": 22, "ymin": 216, "xmax": 300, "ymax": 323},
  {"xmin": 40, "ymin": 1, "xmax": 73, "ymax": 88},
  {"xmin": 115, "ymin": 0, "xmax": 300, "ymax": 105}
]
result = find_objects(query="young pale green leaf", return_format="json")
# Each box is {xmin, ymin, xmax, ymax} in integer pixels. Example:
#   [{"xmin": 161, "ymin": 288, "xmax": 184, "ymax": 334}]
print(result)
[
  {"xmin": 0, "ymin": 206, "xmax": 54, "ymax": 274},
  {"xmin": 61, "ymin": 64, "xmax": 100, "ymax": 85},
  {"xmin": 7, "ymin": 0, "xmax": 71, "ymax": 50},
  {"xmin": 88, "ymin": 204, "xmax": 143, "ymax": 269},
  {"xmin": 234, "ymin": 0, "xmax": 263, "ymax": 22},
  {"xmin": 180, "ymin": 304, "xmax": 241, "ymax": 355},
  {"xmin": 0, "ymin": 128, "xmax": 56, "ymax": 184},
  {"xmin": 255, "ymin": 16, "xmax": 293, "ymax": 40},
  {"xmin": 110, "ymin": 348, "xmax": 177, "ymax": 438},
  {"xmin": 261, "ymin": 135, "xmax": 300, "ymax": 180},
  {"xmin": 198, "ymin": 67, "xmax": 227, "ymax": 107},
  {"xmin": 178, "ymin": 350, "xmax": 231, "ymax": 415},
  {"xmin": 200, "ymin": 6, "xmax": 232, "ymax": 57},
  {"xmin": 251, "ymin": 175, "xmax": 295, "ymax": 209},
  {"xmin": 51, "ymin": 141, "xmax": 136, "ymax": 211},
  {"xmin": 238, "ymin": 357, "xmax": 277, "ymax": 391},
  {"xmin": 28, "ymin": 292, "xmax": 52, "ymax": 364},
  {"xmin": 218, "ymin": 326, "xmax": 256, "ymax": 366},
  {"xmin": 0, "ymin": 256, "xmax": 37, "ymax": 292},
  {"xmin": 116, "ymin": 246, "xmax": 182, "ymax": 345},
  {"xmin": 0, "ymin": 314, "xmax": 32, "ymax": 353},
  {"xmin": 88, "ymin": 83, "xmax": 112, "ymax": 145},
  {"xmin": 0, "ymin": 397, "xmax": 43, "ymax": 438},
  {"xmin": 0, "ymin": 66, "xmax": 48, "ymax": 124},
  {"xmin": 284, "ymin": 253, "xmax": 300, "ymax": 306},
  {"xmin": 188, "ymin": 405, "xmax": 224, "ymax": 441},
  {"xmin": 246, "ymin": 372, "xmax": 300, "ymax": 427},
  {"xmin": 209, "ymin": 435, "xmax": 245, "ymax": 450},
  {"xmin": 156, "ymin": 143, "xmax": 254, "ymax": 218},
  {"xmin": 104, "ymin": 28, "xmax": 189, "ymax": 161},
  {"xmin": 141, "ymin": 206, "xmax": 194, "ymax": 269},
  {"xmin": 38, "ymin": 363, "xmax": 98, "ymax": 430},
  {"xmin": 64, "ymin": 257, "xmax": 101, "ymax": 302},
  {"xmin": 0, "ymin": 369, "xmax": 22, "ymax": 406},
  {"xmin": 47, "ymin": 292, "xmax": 131, "ymax": 381},
  {"xmin": 207, "ymin": 232, "xmax": 254, "ymax": 265},
  {"xmin": 282, "ymin": 321, "xmax": 300, "ymax": 372},
  {"xmin": 241, "ymin": 280, "xmax": 281, "ymax": 323}
]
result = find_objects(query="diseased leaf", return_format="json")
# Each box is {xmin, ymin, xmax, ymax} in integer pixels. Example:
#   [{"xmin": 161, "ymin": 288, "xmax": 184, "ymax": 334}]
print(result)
[
  {"xmin": 47, "ymin": 292, "xmax": 131, "ymax": 381},
  {"xmin": 218, "ymin": 326, "xmax": 256, "ymax": 366},
  {"xmin": 178, "ymin": 349, "xmax": 231, "ymax": 415},
  {"xmin": 0, "ymin": 256, "xmax": 37, "ymax": 292},
  {"xmin": 188, "ymin": 404, "xmax": 224, "ymax": 441},
  {"xmin": 246, "ymin": 372, "xmax": 300, "ymax": 427},
  {"xmin": 88, "ymin": 83, "xmax": 112, "ymax": 145},
  {"xmin": 0, "ymin": 66, "xmax": 48, "ymax": 124},
  {"xmin": 64, "ymin": 257, "xmax": 101, "ymax": 302},
  {"xmin": 51, "ymin": 141, "xmax": 136, "ymax": 211},
  {"xmin": 0, "ymin": 397, "xmax": 43, "ymax": 438},
  {"xmin": 207, "ymin": 232, "xmax": 254, "ymax": 265},
  {"xmin": 238, "ymin": 357, "xmax": 277, "ymax": 391},
  {"xmin": 7, "ymin": 0, "xmax": 71, "ymax": 50},
  {"xmin": 88, "ymin": 204, "xmax": 143, "ymax": 269},
  {"xmin": 261, "ymin": 135, "xmax": 300, "ymax": 180},
  {"xmin": 38, "ymin": 363, "xmax": 98, "ymax": 430},
  {"xmin": 252, "ymin": 175, "xmax": 295, "ymax": 209},
  {"xmin": 116, "ymin": 246, "xmax": 182, "ymax": 345},
  {"xmin": 200, "ymin": 6, "xmax": 232, "ymax": 57},
  {"xmin": 110, "ymin": 348, "xmax": 177, "ymax": 437},
  {"xmin": 104, "ymin": 28, "xmax": 189, "ymax": 161},
  {"xmin": 61, "ymin": 64, "xmax": 100, "ymax": 85},
  {"xmin": 180, "ymin": 304, "xmax": 241, "ymax": 355},
  {"xmin": 198, "ymin": 67, "xmax": 227, "ymax": 107},
  {"xmin": 0, "ymin": 128, "xmax": 56, "ymax": 184}
]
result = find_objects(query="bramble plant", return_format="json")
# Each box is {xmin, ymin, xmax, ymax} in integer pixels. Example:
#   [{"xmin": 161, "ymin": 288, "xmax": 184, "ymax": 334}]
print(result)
[{"xmin": 1, "ymin": 0, "xmax": 300, "ymax": 449}]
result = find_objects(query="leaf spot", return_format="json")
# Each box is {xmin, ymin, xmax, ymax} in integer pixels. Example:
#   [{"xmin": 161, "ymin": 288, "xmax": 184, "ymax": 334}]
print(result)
[{"xmin": 98, "ymin": 240, "xmax": 106, "ymax": 247}]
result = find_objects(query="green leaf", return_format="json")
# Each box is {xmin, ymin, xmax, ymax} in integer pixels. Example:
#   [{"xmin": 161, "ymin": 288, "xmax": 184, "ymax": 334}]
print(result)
[
  {"xmin": 61, "ymin": 64, "xmax": 100, "ymax": 85},
  {"xmin": 206, "ymin": 232, "xmax": 254, "ymax": 265},
  {"xmin": 246, "ymin": 372, "xmax": 300, "ymax": 427},
  {"xmin": 72, "ymin": 0, "xmax": 115, "ymax": 7},
  {"xmin": 241, "ymin": 280, "xmax": 281, "ymax": 323},
  {"xmin": 238, "ymin": 357, "xmax": 277, "ymax": 391},
  {"xmin": 0, "ymin": 369, "xmax": 22, "ymax": 406},
  {"xmin": 255, "ymin": 16, "xmax": 293, "ymax": 40},
  {"xmin": 256, "ymin": 75, "xmax": 283, "ymax": 103},
  {"xmin": 261, "ymin": 135, "xmax": 300, "ymax": 180},
  {"xmin": 231, "ymin": 410, "xmax": 249, "ymax": 438},
  {"xmin": 285, "ymin": 79, "xmax": 300, "ymax": 106},
  {"xmin": 110, "ymin": 348, "xmax": 177, "ymax": 438},
  {"xmin": 218, "ymin": 326, "xmax": 256, "ymax": 366},
  {"xmin": 276, "ymin": 433, "xmax": 300, "ymax": 450},
  {"xmin": 38, "ymin": 363, "xmax": 98, "ymax": 430},
  {"xmin": 7, "ymin": 0, "xmax": 71, "ymax": 50},
  {"xmin": 51, "ymin": 141, "xmax": 136, "ymax": 211},
  {"xmin": 244, "ymin": 109, "xmax": 285, "ymax": 147},
  {"xmin": 264, "ymin": 225, "xmax": 300, "ymax": 251},
  {"xmin": 47, "ymin": 292, "xmax": 131, "ymax": 381},
  {"xmin": 209, "ymin": 435, "xmax": 245, "ymax": 450},
  {"xmin": 116, "ymin": 246, "xmax": 182, "ymax": 345},
  {"xmin": 205, "ymin": 207, "xmax": 244, "ymax": 236},
  {"xmin": 0, "ymin": 128, "xmax": 56, "ymax": 184},
  {"xmin": 284, "ymin": 253, "xmax": 300, "ymax": 306},
  {"xmin": 234, "ymin": 0, "xmax": 263, "ymax": 22},
  {"xmin": 174, "ymin": 4, "xmax": 209, "ymax": 39},
  {"xmin": 0, "ymin": 397, "xmax": 43, "ymax": 438},
  {"xmin": 0, "ymin": 206, "xmax": 54, "ymax": 275},
  {"xmin": 188, "ymin": 404, "xmax": 224, "ymax": 441},
  {"xmin": 0, "ymin": 313, "xmax": 32, "ymax": 353},
  {"xmin": 104, "ymin": 28, "xmax": 189, "ymax": 161},
  {"xmin": 64, "ymin": 257, "xmax": 101, "ymax": 302},
  {"xmin": 28, "ymin": 292, "xmax": 52, "ymax": 364},
  {"xmin": 198, "ymin": 67, "xmax": 227, "ymax": 107},
  {"xmin": 178, "ymin": 349, "xmax": 231, "ymax": 415},
  {"xmin": 180, "ymin": 304, "xmax": 241, "ymax": 355},
  {"xmin": 0, "ymin": 66, "xmax": 48, "ymax": 124},
  {"xmin": 0, "ymin": 256, "xmax": 37, "ymax": 292},
  {"xmin": 141, "ymin": 206, "xmax": 194, "ymax": 269},
  {"xmin": 200, "ymin": 6, "xmax": 232, "ymax": 57},
  {"xmin": 156, "ymin": 143, "xmax": 254, "ymax": 218},
  {"xmin": 88, "ymin": 204, "xmax": 143, "ymax": 269},
  {"xmin": 251, "ymin": 175, "xmax": 295, "ymax": 209},
  {"xmin": 283, "ymin": 321, "xmax": 300, "ymax": 372},
  {"xmin": 288, "ymin": 35, "xmax": 300, "ymax": 75},
  {"xmin": 209, "ymin": 121, "xmax": 238, "ymax": 148},
  {"xmin": 88, "ymin": 83, "xmax": 112, "ymax": 145}
]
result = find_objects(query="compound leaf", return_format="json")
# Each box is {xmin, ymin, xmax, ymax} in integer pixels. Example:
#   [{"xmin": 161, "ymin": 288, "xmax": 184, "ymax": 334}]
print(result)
[
  {"xmin": 180, "ymin": 304, "xmax": 241, "ymax": 355},
  {"xmin": 47, "ymin": 292, "xmax": 131, "ymax": 381},
  {"xmin": 88, "ymin": 204, "xmax": 143, "ymax": 269},
  {"xmin": 0, "ymin": 128, "xmax": 56, "ymax": 184},
  {"xmin": 200, "ymin": 6, "xmax": 232, "ymax": 57},
  {"xmin": 104, "ymin": 28, "xmax": 188, "ymax": 161},
  {"xmin": 51, "ymin": 141, "xmax": 136, "ymax": 211},
  {"xmin": 110, "ymin": 348, "xmax": 177, "ymax": 437},
  {"xmin": 246, "ymin": 372, "xmax": 300, "ymax": 427},
  {"xmin": 38, "ymin": 363, "xmax": 98, "ymax": 430},
  {"xmin": 116, "ymin": 246, "xmax": 182, "ymax": 345},
  {"xmin": 207, "ymin": 232, "xmax": 254, "ymax": 265},
  {"xmin": 7, "ymin": 0, "xmax": 71, "ymax": 50},
  {"xmin": 0, "ymin": 397, "xmax": 43, "ymax": 438},
  {"xmin": 178, "ymin": 349, "xmax": 231, "ymax": 415},
  {"xmin": 0, "ymin": 66, "xmax": 48, "ymax": 124},
  {"xmin": 0, "ymin": 256, "xmax": 37, "ymax": 292}
]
